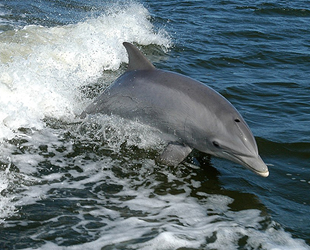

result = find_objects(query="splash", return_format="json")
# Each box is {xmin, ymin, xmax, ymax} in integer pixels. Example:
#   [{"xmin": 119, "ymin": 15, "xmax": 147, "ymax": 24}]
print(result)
[{"xmin": 0, "ymin": 2, "xmax": 171, "ymax": 141}]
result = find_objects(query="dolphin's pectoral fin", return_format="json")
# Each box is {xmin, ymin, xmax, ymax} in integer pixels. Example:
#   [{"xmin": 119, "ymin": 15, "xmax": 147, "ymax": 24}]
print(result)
[{"xmin": 157, "ymin": 142, "xmax": 192, "ymax": 166}]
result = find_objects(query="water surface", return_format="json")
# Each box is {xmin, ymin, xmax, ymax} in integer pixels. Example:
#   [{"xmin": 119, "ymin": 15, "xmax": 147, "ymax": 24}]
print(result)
[{"xmin": 0, "ymin": 0, "xmax": 309, "ymax": 249}]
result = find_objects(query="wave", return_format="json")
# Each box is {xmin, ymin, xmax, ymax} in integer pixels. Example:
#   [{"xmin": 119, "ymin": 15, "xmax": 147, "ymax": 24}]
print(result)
[
  {"xmin": 237, "ymin": 3, "xmax": 310, "ymax": 17},
  {"xmin": 257, "ymin": 138, "xmax": 310, "ymax": 158},
  {"xmin": 255, "ymin": 6, "xmax": 310, "ymax": 17},
  {"xmin": 0, "ymin": 122, "xmax": 309, "ymax": 249},
  {"xmin": 0, "ymin": 2, "xmax": 171, "ymax": 141}
]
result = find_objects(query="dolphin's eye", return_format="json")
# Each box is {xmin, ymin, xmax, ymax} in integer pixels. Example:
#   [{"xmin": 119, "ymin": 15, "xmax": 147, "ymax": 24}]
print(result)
[
  {"xmin": 213, "ymin": 141, "xmax": 220, "ymax": 148},
  {"xmin": 234, "ymin": 118, "xmax": 240, "ymax": 122}
]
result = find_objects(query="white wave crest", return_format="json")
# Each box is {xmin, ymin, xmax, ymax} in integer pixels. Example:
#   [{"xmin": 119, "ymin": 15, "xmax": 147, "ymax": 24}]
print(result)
[{"xmin": 0, "ymin": 2, "xmax": 171, "ymax": 141}]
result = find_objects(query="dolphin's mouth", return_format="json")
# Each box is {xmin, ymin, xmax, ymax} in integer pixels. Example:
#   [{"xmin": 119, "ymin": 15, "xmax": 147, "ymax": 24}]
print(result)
[
  {"xmin": 222, "ymin": 151, "xmax": 269, "ymax": 177},
  {"xmin": 243, "ymin": 162, "xmax": 269, "ymax": 177}
]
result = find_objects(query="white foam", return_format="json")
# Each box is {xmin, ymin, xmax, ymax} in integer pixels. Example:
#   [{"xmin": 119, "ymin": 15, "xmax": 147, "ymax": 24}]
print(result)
[
  {"xmin": 0, "ymin": 2, "xmax": 171, "ymax": 141},
  {"xmin": 0, "ymin": 166, "xmax": 15, "ymax": 221},
  {"xmin": 0, "ymin": 124, "xmax": 308, "ymax": 249},
  {"xmin": 24, "ymin": 183, "xmax": 310, "ymax": 250}
]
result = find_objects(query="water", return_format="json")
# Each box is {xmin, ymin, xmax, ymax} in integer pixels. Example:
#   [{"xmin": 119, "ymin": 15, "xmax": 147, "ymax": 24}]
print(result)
[{"xmin": 0, "ymin": 0, "xmax": 309, "ymax": 249}]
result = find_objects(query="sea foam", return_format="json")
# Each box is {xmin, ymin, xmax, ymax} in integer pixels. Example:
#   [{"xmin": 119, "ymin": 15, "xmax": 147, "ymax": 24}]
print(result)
[{"xmin": 0, "ymin": 2, "xmax": 171, "ymax": 141}]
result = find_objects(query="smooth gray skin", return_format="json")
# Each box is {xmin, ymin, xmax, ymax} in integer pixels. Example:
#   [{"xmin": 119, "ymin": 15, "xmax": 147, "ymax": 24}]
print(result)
[{"xmin": 81, "ymin": 42, "xmax": 269, "ymax": 177}]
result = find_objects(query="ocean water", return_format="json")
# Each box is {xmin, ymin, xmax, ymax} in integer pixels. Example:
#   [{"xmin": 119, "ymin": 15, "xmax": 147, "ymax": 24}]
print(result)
[{"xmin": 0, "ymin": 0, "xmax": 309, "ymax": 249}]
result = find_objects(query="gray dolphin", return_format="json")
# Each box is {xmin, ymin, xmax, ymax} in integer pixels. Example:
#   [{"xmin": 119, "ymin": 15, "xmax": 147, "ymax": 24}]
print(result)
[{"xmin": 81, "ymin": 42, "xmax": 269, "ymax": 177}]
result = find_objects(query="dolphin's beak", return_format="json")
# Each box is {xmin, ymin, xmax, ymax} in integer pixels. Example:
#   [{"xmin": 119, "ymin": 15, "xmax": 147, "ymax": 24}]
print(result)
[
  {"xmin": 223, "ymin": 152, "xmax": 269, "ymax": 177},
  {"xmin": 237, "ymin": 154, "xmax": 269, "ymax": 177}
]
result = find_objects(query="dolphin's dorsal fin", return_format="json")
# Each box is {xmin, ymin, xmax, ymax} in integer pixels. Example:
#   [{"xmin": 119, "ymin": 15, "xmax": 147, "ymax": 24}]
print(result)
[{"xmin": 123, "ymin": 42, "xmax": 156, "ymax": 71}]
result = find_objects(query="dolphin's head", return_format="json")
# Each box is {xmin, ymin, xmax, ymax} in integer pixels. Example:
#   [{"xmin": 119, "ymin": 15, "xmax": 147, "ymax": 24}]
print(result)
[{"xmin": 204, "ymin": 113, "xmax": 269, "ymax": 177}]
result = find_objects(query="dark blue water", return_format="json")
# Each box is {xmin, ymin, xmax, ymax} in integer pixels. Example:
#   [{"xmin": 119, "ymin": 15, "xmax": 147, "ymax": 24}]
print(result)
[{"xmin": 0, "ymin": 0, "xmax": 309, "ymax": 249}]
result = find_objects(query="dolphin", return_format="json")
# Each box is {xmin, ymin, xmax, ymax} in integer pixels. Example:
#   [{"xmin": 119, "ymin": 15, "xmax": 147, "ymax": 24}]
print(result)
[{"xmin": 81, "ymin": 42, "xmax": 269, "ymax": 177}]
